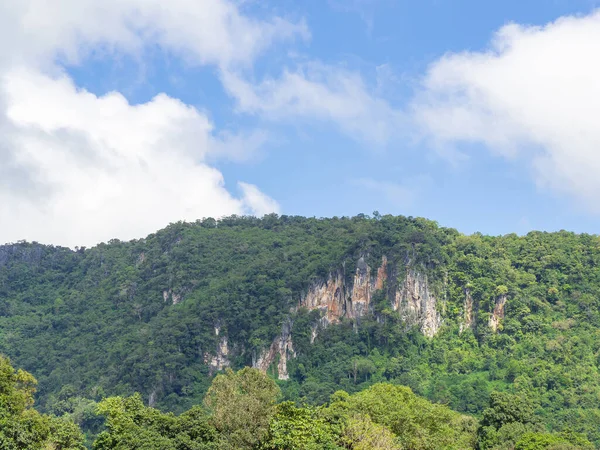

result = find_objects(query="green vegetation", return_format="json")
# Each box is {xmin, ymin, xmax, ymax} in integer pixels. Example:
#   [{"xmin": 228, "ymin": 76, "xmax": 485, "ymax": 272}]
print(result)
[
  {"xmin": 0, "ymin": 356, "xmax": 85, "ymax": 449},
  {"xmin": 1, "ymin": 214, "xmax": 600, "ymax": 447},
  {"xmin": 2, "ymin": 359, "xmax": 592, "ymax": 449}
]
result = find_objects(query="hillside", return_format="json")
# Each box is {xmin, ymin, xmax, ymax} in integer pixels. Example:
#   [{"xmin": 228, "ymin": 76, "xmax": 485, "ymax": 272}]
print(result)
[{"xmin": 1, "ymin": 214, "xmax": 600, "ymax": 446}]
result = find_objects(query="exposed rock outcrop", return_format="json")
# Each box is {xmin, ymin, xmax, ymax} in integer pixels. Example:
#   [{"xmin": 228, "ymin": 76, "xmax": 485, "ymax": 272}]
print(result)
[
  {"xmin": 374, "ymin": 255, "xmax": 388, "ymax": 290},
  {"xmin": 0, "ymin": 243, "xmax": 48, "ymax": 267},
  {"xmin": 148, "ymin": 390, "xmax": 157, "ymax": 407},
  {"xmin": 253, "ymin": 320, "xmax": 295, "ymax": 380},
  {"xmin": 349, "ymin": 257, "xmax": 371, "ymax": 318},
  {"xmin": 489, "ymin": 294, "xmax": 507, "ymax": 332},
  {"xmin": 136, "ymin": 252, "xmax": 146, "ymax": 266},
  {"xmin": 393, "ymin": 270, "xmax": 441, "ymax": 338},
  {"xmin": 162, "ymin": 289, "xmax": 181, "ymax": 305},
  {"xmin": 204, "ymin": 325, "xmax": 230, "ymax": 373},
  {"xmin": 300, "ymin": 256, "xmax": 440, "ymax": 337},
  {"xmin": 301, "ymin": 270, "xmax": 346, "ymax": 323},
  {"xmin": 301, "ymin": 256, "xmax": 389, "ymax": 324},
  {"xmin": 310, "ymin": 323, "xmax": 319, "ymax": 344},
  {"xmin": 460, "ymin": 288, "xmax": 474, "ymax": 333},
  {"xmin": 213, "ymin": 256, "xmax": 443, "ymax": 379}
]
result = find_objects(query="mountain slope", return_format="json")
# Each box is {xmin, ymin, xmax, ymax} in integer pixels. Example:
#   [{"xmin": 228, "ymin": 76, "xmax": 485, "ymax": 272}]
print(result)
[{"xmin": 1, "ymin": 214, "xmax": 599, "ymax": 445}]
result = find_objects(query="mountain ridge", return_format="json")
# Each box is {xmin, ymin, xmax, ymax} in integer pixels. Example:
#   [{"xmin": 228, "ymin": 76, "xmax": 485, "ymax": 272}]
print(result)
[{"xmin": 1, "ymin": 214, "xmax": 600, "ymax": 445}]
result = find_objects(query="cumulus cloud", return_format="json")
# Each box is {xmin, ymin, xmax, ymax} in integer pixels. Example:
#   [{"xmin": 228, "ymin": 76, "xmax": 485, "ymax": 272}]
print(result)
[
  {"xmin": 1, "ymin": 68, "xmax": 279, "ymax": 247},
  {"xmin": 221, "ymin": 63, "xmax": 405, "ymax": 146},
  {"xmin": 413, "ymin": 10, "xmax": 600, "ymax": 211},
  {"xmin": 3, "ymin": 0, "xmax": 403, "ymax": 165},
  {"xmin": 0, "ymin": 0, "xmax": 296, "ymax": 247},
  {"xmin": 0, "ymin": 0, "xmax": 308, "ymax": 69},
  {"xmin": 238, "ymin": 182, "xmax": 281, "ymax": 216}
]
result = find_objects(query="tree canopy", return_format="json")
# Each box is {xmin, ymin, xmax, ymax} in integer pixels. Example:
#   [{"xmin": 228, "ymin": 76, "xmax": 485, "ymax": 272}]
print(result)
[{"xmin": 1, "ymin": 214, "xmax": 600, "ymax": 446}]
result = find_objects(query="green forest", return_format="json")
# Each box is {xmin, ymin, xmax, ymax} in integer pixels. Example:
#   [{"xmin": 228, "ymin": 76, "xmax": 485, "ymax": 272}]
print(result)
[{"xmin": 1, "ymin": 213, "xmax": 600, "ymax": 448}]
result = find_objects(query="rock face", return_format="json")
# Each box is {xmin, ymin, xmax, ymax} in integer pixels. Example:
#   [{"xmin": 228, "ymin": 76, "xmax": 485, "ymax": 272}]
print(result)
[
  {"xmin": 460, "ymin": 288, "xmax": 474, "ymax": 333},
  {"xmin": 393, "ymin": 270, "xmax": 441, "ymax": 338},
  {"xmin": 374, "ymin": 255, "xmax": 388, "ymax": 290},
  {"xmin": 0, "ymin": 243, "xmax": 53, "ymax": 267},
  {"xmin": 301, "ymin": 256, "xmax": 390, "ymax": 324},
  {"xmin": 300, "ymin": 256, "xmax": 440, "ymax": 337},
  {"xmin": 232, "ymin": 256, "xmax": 442, "ymax": 378},
  {"xmin": 489, "ymin": 294, "xmax": 507, "ymax": 332},
  {"xmin": 253, "ymin": 320, "xmax": 295, "ymax": 380},
  {"xmin": 162, "ymin": 289, "xmax": 181, "ymax": 305},
  {"xmin": 136, "ymin": 252, "xmax": 146, "ymax": 266},
  {"xmin": 350, "ymin": 257, "xmax": 372, "ymax": 318},
  {"xmin": 302, "ymin": 270, "xmax": 346, "ymax": 323},
  {"xmin": 204, "ymin": 326, "xmax": 230, "ymax": 373}
]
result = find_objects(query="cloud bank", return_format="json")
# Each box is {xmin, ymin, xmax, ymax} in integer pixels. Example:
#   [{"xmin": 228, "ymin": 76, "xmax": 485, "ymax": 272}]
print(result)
[
  {"xmin": 1, "ymin": 68, "xmax": 278, "ymax": 246},
  {"xmin": 222, "ymin": 63, "xmax": 405, "ymax": 146},
  {"xmin": 5, "ymin": 0, "xmax": 599, "ymax": 245},
  {"xmin": 413, "ymin": 10, "xmax": 600, "ymax": 211},
  {"xmin": 0, "ymin": 0, "xmax": 300, "ymax": 247}
]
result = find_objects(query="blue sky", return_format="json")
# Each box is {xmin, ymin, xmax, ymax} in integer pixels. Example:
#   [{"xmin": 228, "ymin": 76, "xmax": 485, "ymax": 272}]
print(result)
[{"xmin": 2, "ymin": 0, "xmax": 600, "ymax": 246}]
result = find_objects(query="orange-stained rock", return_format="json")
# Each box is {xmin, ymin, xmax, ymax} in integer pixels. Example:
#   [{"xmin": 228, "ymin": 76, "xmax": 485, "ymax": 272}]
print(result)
[
  {"xmin": 301, "ymin": 269, "xmax": 346, "ymax": 322},
  {"xmin": 489, "ymin": 294, "xmax": 507, "ymax": 332},
  {"xmin": 300, "ymin": 255, "xmax": 389, "ymax": 323},
  {"xmin": 374, "ymin": 255, "xmax": 388, "ymax": 290},
  {"xmin": 460, "ymin": 288, "xmax": 474, "ymax": 333},
  {"xmin": 349, "ymin": 257, "xmax": 371, "ymax": 318},
  {"xmin": 204, "ymin": 325, "xmax": 230, "ymax": 374},
  {"xmin": 393, "ymin": 270, "xmax": 441, "ymax": 338},
  {"xmin": 254, "ymin": 256, "xmax": 442, "ymax": 379},
  {"xmin": 253, "ymin": 320, "xmax": 295, "ymax": 380}
]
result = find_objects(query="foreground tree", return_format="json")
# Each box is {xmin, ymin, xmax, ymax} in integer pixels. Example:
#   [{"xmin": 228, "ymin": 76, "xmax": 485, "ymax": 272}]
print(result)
[
  {"xmin": 259, "ymin": 401, "xmax": 342, "ymax": 449},
  {"xmin": 477, "ymin": 392, "xmax": 593, "ymax": 450},
  {"xmin": 340, "ymin": 413, "xmax": 401, "ymax": 450},
  {"xmin": 328, "ymin": 384, "xmax": 478, "ymax": 450},
  {"xmin": 0, "ymin": 356, "xmax": 85, "ymax": 450},
  {"xmin": 93, "ymin": 394, "xmax": 217, "ymax": 449},
  {"xmin": 203, "ymin": 367, "xmax": 280, "ymax": 449},
  {"xmin": 515, "ymin": 431, "xmax": 594, "ymax": 450}
]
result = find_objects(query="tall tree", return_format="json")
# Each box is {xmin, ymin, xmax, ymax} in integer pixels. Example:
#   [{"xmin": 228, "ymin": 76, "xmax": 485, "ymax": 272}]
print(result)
[
  {"xmin": 0, "ymin": 356, "xmax": 85, "ymax": 450},
  {"xmin": 203, "ymin": 367, "xmax": 280, "ymax": 449}
]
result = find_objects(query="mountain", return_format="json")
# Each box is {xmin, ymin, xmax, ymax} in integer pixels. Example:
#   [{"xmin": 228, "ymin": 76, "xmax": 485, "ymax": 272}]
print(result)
[{"xmin": 1, "ymin": 214, "xmax": 600, "ymax": 446}]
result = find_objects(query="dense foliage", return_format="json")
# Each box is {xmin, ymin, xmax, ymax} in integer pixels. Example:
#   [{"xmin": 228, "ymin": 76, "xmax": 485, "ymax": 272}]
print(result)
[
  {"xmin": 0, "ymin": 356, "xmax": 85, "ymax": 449},
  {"xmin": 2, "ymin": 359, "xmax": 592, "ymax": 449},
  {"xmin": 1, "ymin": 214, "xmax": 600, "ymax": 446}
]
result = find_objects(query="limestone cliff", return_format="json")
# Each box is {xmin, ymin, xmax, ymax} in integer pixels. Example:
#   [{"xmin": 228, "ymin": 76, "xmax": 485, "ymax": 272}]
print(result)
[
  {"xmin": 204, "ymin": 325, "xmax": 230, "ymax": 373},
  {"xmin": 162, "ymin": 289, "xmax": 181, "ymax": 305},
  {"xmin": 253, "ymin": 320, "xmax": 295, "ymax": 380},
  {"xmin": 349, "ymin": 257, "xmax": 372, "ymax": 318},
  {"xmin": 374, "ymin": 255, "xmax": 388, "ymax": 290},
  {"xmin": 301, "ymin": 256, "xmax": 389, "ymax": 324},
  {"xmin": 300, "ymin": 256, "xmax": 440, "ymax": 337},
  {"xmin": 231, "ymin": 256, "xmax": 442, "ymax": 379},
  {"xmin": 489, "ymin": 294, "xmax": 507, "ymax": 332},
  {"xmin": 459, "ymin": 288, "xmax": 474, "ymax": 333},
  {"xmin": 392, "ymin": 270, "xmax": 441, "ymax": 338},
  {"xmin": 301, "ymin": 270, "xmax": 346, "ymax": 323}
]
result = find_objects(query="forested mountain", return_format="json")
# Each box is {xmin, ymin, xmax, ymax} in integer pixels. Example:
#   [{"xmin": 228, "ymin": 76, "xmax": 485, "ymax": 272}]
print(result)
[{"xmin": 1, "ymin": 214, "xmax": 600, "ymax": 448}]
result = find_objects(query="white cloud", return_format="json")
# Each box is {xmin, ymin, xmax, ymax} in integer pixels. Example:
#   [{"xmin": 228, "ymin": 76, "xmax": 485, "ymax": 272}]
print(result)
[
  {"xmin": 4, "ymin": 0, "xmax": 401, "ymax": 154},
  {"xmin": 0, "ymin": 0, "xmax": 294, "ymax": 247},
  {"xmin": 1, "ymin": 0, "xmax": 308, "ymax": 69},
  {"xmin": 0, "ymin": 68, "xmax": 279, "ymax": 247},
  {"xmin": 413, "ymin": 10, "xmax": 600, "ymax": 211},
  {"xmin": 221, "ymin": 63, "xmax": 405, "ymax": 146},
  {"xmin": 238, "ymin": 182, "xmax": 281, "ymax": 216}
]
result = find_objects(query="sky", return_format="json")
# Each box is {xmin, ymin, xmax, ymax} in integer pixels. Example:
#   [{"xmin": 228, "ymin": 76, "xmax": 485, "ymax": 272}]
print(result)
[{"xmin": 3, "ymin": 0, "xmax": 600, "ymax": 247}]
